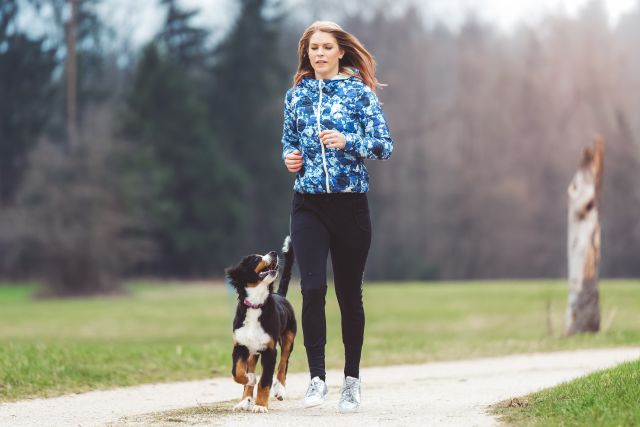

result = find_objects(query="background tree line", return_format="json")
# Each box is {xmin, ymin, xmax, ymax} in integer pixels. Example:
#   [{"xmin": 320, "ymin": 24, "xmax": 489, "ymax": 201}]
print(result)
[{"xmin": 0, "ymin": 0, "xmax": 638, "ymax": 295}]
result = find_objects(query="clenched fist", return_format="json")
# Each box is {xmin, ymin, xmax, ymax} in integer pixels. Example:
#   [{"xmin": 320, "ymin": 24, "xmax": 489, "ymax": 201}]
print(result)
[
  {"xmin": 284, "ymin": 149, "xmax": 303, "ymax": 173},
  {"xmin": 319, "ymin": 129, "xmax": 346, "ymax": 149}
]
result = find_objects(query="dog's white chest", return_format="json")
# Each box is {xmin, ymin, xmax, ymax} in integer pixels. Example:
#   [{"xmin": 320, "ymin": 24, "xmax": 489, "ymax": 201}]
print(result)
[{"xmin": 234, "ymin": 309, "xmax": 270, "ymax": 354}]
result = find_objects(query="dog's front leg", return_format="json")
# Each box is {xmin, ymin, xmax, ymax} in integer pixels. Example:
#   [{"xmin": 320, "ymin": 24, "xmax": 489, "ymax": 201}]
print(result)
[
  {"xmin": 273, "ymin": 330, "xmax": 295, "ymax": 400},
  {"xmin": 231, "ymin": 344, "xmax": 256, "ymax": 385},
  {"xmin": 232, "ymin": 345, "xmax": 256, "ymax": 411},
  {"xmin": 242, "ymin": 354, "xmax": 259, "ymax": 399},
  {"xmin": 253, "ymin": 346, "xmax": 277, "ymax": 413}
]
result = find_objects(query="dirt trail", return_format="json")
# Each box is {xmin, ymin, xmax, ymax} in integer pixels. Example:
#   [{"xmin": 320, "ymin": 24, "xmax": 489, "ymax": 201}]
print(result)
[{"xmin": 1, "ymin": 347, "xmax": 638, "ymax": 426}]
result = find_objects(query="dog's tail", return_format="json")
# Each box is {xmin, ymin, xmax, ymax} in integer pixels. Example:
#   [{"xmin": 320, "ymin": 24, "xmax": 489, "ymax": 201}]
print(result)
[{"xmin": 277, "ymin": 235, "xmax": 295, "ymax": 297}]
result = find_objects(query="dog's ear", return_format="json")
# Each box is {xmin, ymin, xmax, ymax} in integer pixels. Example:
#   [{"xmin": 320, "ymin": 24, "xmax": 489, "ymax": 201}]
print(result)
[{"xmin": 225, "ymin": 264, "xmax": 259, "ymax": 288}]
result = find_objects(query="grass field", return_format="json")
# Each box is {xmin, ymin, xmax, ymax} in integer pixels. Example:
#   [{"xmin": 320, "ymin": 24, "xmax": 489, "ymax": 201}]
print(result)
[
  {"xmin": 1, "ymin": 280, "xmax": 639, "ymax": 402},
  {"xmin": 493, "ymin": 358, "xmax": 640, "ymax": 426}
]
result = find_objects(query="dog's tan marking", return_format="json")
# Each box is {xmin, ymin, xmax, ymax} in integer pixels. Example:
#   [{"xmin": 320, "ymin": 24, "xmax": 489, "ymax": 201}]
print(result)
[
  {"xmin": 254, "ymin": 260, "xmax": 268, "ymax": 274},
  {"xmin": 233, "ymin": 357, "xmax": 249, "ymax": 385},
  {"xmin": 266, "ymin": 337, "xmax": 276, "ymax": 349},
  {"xmin": 255, "ymin": 383, "xmax": 271, "ymax": 408},
  {"xmin": 242, "ymin": 354, "xmax": 259, "ymax": 400},
  {"xmin": 276, "ymin": 330, "xmax": 295, "ymax": 386},
  {"xmin": 245, "ymin": 259, "xmax": 269, "ymax": 288}
]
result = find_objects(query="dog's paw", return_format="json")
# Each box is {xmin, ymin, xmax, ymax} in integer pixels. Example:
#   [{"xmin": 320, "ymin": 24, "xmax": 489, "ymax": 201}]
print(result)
[
  {"xmin": 271, "ymin": 380, "xmax": 286, "ymax": 401},
  {"xmin": 251, "ymin": 404, "xmax": 268, "ymax": 413},
  {"xmin": 233, "ymin": 397, "xmax": 253, "ymax": 412},
  {"xmin": 246, "ymin": 373, "xmax": 257, "ymax": 386}
]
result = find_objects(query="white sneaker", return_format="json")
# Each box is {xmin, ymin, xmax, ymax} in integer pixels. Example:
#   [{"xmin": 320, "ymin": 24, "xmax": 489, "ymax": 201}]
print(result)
[
  {"xmin": 338, "ymin": 376, "xmax": 361, "ymax": 413},
  {"xmin": 304, "ymin": 376, "xmax": 328, "ymax": 407}
]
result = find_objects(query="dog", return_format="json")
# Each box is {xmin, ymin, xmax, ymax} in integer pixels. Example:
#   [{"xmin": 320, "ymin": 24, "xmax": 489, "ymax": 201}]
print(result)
[{"xmin": 224, "ymin": 236, "xmax": 297, "ymax": 413}]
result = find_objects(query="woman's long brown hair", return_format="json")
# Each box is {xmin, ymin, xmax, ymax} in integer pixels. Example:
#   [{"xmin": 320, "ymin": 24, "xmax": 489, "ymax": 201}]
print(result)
[{"xmin": 292, "ymin": 21, "xmax": 382, "ymax": 92}]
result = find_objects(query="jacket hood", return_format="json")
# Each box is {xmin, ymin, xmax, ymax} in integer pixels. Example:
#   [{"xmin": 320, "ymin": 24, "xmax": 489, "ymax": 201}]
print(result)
[{"xmin": 300, "ymin": 67, "xmax": 361, "ymax": 89}]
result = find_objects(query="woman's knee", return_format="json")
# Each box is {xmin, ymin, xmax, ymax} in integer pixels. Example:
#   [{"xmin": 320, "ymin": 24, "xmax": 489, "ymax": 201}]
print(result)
[
  {"xmin": 301, "ymin": 284, "xmax": 327, "ymax": 301},
  {"xmin": 300, "ymin": 268, "xmax": 327, "ymax": 292}
]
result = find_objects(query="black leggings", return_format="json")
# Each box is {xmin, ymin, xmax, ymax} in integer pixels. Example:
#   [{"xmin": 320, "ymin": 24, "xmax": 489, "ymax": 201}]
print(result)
[{"xmin": 290, "ymin": 191, "xmax": 372, "ymax": 380}]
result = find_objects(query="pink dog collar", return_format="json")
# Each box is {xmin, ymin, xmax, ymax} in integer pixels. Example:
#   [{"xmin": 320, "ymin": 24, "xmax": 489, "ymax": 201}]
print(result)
[{"xmin": 243, "ymin": 297, "xmax": 264, "ymax": 309}]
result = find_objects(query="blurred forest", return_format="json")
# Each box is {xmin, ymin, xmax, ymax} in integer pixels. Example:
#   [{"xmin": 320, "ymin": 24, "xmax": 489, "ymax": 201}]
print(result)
[{"xmin": 0, "ymin": 0, "xmax": 639, "ymax": 294}]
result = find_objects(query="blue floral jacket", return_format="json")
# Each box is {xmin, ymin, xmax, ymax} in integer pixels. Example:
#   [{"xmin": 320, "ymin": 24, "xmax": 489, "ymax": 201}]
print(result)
[{"xmin": 281, "ymin": 71, "xmax": 393, "ymax": 193}]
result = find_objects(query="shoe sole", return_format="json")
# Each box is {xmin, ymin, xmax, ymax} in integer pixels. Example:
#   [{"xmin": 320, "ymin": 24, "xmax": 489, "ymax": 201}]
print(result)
[{"xmin": 304, "ymin": 396, "xmax": 328, "ymax": 408}]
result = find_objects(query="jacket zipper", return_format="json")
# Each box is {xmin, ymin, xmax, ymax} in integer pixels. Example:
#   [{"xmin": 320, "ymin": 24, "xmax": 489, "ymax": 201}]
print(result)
[{"xmin": 317, "ymin": 80, "xmax": 331, "ymax": 193}]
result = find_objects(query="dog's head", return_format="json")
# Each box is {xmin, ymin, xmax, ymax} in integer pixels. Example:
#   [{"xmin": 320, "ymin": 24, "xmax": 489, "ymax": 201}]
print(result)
[{"xmin": 225, "ymin": 251, "xmax": 279, "ymax": 299}]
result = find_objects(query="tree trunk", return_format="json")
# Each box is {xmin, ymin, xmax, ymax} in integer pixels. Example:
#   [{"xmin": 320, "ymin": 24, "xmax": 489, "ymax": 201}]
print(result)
[
  {"xmin": 65, "ymin": 0, "xmax": 78, "ymax": 150},
  {"xmin": 566, "ymin": 137, "xmax": 603, "ymax": 335}
]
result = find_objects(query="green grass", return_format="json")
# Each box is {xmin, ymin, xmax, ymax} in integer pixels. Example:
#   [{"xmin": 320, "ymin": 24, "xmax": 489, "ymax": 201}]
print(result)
[
  {"xmin": 0, "ymin": 280, "xmax": 638, "ymax": 402},
  {"xmin": 492, "ymin": 359, "xmax": 640, "ymax": 426}
]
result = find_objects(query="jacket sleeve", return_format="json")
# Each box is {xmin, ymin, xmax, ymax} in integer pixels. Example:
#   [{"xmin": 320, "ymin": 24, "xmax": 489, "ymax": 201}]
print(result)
[
  {"xmin": 343, "ymin": 85, "xmax": 393, "ymax": 160},
  {"xmin": 281, "ymin": 89, "xmax": 299, "ymax": 160}
]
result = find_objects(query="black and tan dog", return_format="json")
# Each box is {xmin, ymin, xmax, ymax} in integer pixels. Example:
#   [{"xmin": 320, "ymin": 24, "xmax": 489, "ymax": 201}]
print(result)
[{"xmin": 224, "ymin": 236, "xmax": 297, "ymax": 413}]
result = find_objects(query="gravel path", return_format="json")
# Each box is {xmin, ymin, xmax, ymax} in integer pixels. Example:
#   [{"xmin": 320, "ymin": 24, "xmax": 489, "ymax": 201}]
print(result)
[{"xmin": 2, "ymin": 347, "xmax": 638, "ymax": 426}]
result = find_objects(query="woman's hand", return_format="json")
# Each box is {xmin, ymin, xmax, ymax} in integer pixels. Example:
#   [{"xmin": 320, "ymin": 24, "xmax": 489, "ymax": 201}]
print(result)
[
  {"xmin": 319, "ymin": 130, "xmax": 346, "ymax": 149},
  {"xmin": 284, "ymin": 149, "xmax": 303, "ymax": 173}
]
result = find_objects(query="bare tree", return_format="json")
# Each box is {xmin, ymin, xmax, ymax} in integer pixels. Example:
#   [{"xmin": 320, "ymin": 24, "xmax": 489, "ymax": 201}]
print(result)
[
  {"xmin": 566, "ymin": 137, "xmax": 603, "ymax": 335},
  {"xmin": 16, "ymin": 107, "xmax": 148, "ymax": 297},
  {"xmin": 66, "ymin": 0, "xmax": 79, "ymax": 150}
]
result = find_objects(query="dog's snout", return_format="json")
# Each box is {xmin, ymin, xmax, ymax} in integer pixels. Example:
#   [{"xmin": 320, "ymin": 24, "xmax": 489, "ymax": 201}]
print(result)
[{"xmin": 267, "ymin": 251, "xmax": 277, "ymax": 258}]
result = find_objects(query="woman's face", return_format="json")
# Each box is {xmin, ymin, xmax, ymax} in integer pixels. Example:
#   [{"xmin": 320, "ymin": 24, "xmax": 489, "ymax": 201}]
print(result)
[{"xmin": 308, "ymin": 31, "xmax": 344, "ymax": 79}]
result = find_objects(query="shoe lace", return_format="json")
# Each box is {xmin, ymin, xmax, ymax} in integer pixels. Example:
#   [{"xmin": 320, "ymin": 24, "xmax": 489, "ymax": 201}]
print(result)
[
  {"xmin": 306, "ymin": 379, "xmax": 321, "ymax": 397},
  {"xmin": 341, "ymin": 380, "xmax": 358, "ymax": 402}
]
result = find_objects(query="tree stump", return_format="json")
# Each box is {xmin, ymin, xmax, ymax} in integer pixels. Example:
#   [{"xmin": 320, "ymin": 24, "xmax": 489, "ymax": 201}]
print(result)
[{"xmin": 566, "ymin": 137, "xmax": 604, "ymax": 335}]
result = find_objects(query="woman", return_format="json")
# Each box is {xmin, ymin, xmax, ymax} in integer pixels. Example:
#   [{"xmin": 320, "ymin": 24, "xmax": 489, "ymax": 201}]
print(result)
[{"xmin": 281, "ymin": 21, "xmax": 393, "ymax": 413}]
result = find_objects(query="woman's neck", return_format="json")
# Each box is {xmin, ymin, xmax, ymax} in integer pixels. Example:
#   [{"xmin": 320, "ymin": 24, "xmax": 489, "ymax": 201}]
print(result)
[{"xmin": 314, "ymin": 67, "xmax": 340, "ymax": 81}]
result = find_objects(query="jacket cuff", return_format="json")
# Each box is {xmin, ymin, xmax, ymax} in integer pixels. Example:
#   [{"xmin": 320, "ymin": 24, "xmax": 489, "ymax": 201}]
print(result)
[{"xmin": 343, "ymin": 133, "xmax": 360, "ymax": 156}]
